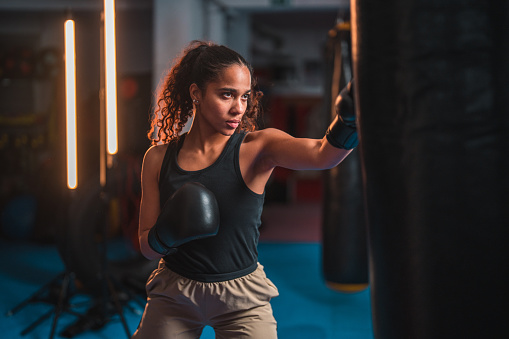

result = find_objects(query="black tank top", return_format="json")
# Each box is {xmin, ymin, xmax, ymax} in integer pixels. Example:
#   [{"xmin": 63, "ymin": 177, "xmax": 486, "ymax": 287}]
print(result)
[{"xmin": 159, "ymin": 132, "xmax": 265, "ymax": 282}]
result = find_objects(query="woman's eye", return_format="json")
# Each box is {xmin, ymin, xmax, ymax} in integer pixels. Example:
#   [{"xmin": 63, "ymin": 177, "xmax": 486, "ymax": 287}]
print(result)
[
  {"xmin": 241, "ymin": 94, "xmax": 249, "ymax": 100},
  {"xmin": 223, "ymin": 92, "xmax": 232, "ymax": 98}
]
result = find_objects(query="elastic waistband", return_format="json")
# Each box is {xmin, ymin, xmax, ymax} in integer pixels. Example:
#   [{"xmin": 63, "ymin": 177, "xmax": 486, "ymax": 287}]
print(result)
[{"xmin": 164, "ymin": 261, "xmax": 258, "ymax": 283}]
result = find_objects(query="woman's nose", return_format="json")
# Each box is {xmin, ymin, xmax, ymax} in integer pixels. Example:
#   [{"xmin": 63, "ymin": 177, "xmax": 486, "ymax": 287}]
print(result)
[{"xmin": 231, "ymin": 98, "xmax": 245, "ymax": 114}]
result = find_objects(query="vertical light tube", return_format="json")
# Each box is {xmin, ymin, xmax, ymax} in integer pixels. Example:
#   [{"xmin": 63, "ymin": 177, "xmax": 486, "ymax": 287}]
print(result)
[
  {"xmin": 65, "ymin": 19, "xmax": 78, "ymax": 189},
  {"xmin": 104, "ymin": 0, "xmax": 118, "ymax": 155}
]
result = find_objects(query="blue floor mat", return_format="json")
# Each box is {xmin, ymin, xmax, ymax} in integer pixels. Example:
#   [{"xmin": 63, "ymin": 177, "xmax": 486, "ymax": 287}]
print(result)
[
  {"xmin": 259, "ymin": 242, "xmax": 373, "ymax": 339},
  {"xmin": 0, "ymin": 239, "xmax": 373, "ymax": 339}
]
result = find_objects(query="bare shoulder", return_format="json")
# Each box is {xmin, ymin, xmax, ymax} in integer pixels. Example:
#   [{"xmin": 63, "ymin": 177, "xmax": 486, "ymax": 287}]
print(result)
[
  {"xmin": 243, "ymin": 128, "xmax": 291, "ymax": 146},
  {"xmin": 142, "ymin": 143, "xmax": 168, "ymax": 172},
  {"xmin": 144, "ymin": 143, "xmax": 167, "ymax": 160},
  {"xmin": 243, "ymin": 128, "xmax": 294, "ymax": 156},
  {"xmin": 241, "ymin": 128, "xmax": 295, "ymax": 170}
]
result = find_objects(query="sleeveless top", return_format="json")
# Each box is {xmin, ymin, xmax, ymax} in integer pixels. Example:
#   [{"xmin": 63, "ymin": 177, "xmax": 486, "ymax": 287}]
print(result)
[{"xmin": 159, "ymin": 132, "xmax": 265, "ymax": 282}]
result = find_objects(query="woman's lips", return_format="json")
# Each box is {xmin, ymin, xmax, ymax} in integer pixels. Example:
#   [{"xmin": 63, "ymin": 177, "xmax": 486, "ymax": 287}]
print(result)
[{"xmin": 226, "ymin": 120, "xmax": 240, "ymax": 129}]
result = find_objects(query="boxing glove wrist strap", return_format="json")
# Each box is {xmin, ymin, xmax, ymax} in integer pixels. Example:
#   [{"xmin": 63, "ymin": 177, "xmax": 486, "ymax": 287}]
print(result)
[
  {"xmin": 148, "ymin": 227, "xmax": 176, "ymax": 256},
  {"xmin": 325, "ymin": 116, "xmax": 359, "ymax": 150}
]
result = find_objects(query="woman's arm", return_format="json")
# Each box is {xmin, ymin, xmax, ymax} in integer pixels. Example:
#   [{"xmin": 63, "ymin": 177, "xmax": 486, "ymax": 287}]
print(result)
[
  {"xmin": 257, "ymin": 81, "xmax": 357, "ymax": 171},
  {"xmin": 256, "ymin": 128, "xmax": 353, "ymax": 171},
  {"xmin": 138, "ymin": 144, "xmax": 167, "ymax": 260}
]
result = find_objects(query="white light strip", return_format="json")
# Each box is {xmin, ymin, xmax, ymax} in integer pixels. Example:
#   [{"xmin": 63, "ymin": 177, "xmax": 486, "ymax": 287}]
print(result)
[
  {"xmin": 104, "ymin": 0, "xmax": 118, "ymax": 155},
  {"xmin": 64, "ymin": 19, "xmax": 78, "ymax": 189}
]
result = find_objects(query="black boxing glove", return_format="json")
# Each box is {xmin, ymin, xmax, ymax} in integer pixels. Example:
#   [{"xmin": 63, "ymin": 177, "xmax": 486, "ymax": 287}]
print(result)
[
  {"xmin": 148, "ymin": 182, "xmax": 220, "ymax": 256},
  {"xmin": 325, "ymin": 80, "xmax": 359, "ymax": 149}
]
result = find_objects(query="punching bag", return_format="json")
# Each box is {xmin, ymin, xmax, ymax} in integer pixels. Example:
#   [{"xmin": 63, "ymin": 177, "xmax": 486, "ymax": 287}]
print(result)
[
  {"xmin": 322, "ymin": 22, "xmax": 368, "ymax": 293},
  {"xmin": 351, "ymin": 0, "xmax": 509, "ymax": 338}
]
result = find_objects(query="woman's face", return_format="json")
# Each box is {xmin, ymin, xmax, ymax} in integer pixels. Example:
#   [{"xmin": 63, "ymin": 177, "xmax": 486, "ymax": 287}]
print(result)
[{"xmin": 194, "ymin": 64, "xmax": 251, "ymax": 136}]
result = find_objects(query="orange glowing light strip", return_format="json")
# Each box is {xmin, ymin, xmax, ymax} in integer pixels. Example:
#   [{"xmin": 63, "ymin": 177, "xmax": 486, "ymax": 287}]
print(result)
[
  {"xmin": 64, "ymin": 19, "xmax": 78, "ymax": 189},
  {"xmin": 104, "ymin": 0, "xmax": 118, "ymax": 155}
]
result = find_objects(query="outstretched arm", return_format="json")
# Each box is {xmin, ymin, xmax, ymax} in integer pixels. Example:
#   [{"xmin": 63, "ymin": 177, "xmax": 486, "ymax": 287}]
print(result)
[
  {"xmin": 256, "ymin": 129, "xmax": 352, "ymax": 171},
  {"xmin": 256, "ymin": 81, "xmax": 358, "ymax": 171}
]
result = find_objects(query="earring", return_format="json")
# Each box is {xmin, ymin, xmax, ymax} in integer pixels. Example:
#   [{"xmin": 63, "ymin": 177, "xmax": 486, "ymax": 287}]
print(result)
[{"xmin": 193, "ymin": 99, "xmax": 199, "ymax": 104}]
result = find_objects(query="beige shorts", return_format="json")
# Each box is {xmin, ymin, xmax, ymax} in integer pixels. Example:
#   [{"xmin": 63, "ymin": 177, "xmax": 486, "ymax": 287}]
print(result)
[{"xmin": 132, "ymin": 260, "xmax": 279, "ymax": 339}]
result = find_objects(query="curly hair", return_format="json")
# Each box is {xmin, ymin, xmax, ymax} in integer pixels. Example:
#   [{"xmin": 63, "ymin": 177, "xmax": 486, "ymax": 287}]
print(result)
[{"xmin": 148, "ymin": 40, "xmax": 263, "ymax": 145}]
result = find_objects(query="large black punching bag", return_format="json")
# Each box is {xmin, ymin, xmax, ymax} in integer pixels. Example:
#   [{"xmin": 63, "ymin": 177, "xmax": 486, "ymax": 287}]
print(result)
[
  {"xmin": 351, "ymin": 0, "xmax": 509, "ymax": 338},
  {"xmin": 322, "ymin": 22, "xmax": 368, "ymax": 293}
]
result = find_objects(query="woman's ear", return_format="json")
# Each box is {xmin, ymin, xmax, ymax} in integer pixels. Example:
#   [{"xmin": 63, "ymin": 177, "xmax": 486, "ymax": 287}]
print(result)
[{"xmin": 189, "ymin": 83, "xmax": 201, "ymax": 103}]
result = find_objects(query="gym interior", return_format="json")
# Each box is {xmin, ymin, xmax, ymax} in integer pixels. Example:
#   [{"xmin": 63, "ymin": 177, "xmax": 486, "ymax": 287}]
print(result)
[{"xmin": 0, "ymin": 1, "xmax": 507, "ymax": 339}]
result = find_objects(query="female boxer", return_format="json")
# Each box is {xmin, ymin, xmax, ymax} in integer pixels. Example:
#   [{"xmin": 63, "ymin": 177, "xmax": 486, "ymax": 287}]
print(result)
[{"xmin": 133, "ymin": 40, "xmax": 357, "ymax": 338}]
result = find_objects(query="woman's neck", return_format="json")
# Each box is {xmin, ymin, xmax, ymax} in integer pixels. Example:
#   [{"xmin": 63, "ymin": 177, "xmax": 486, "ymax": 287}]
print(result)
[{"xmin": 184, "ymin": 125, "xmax": 231, "ymax": 154}]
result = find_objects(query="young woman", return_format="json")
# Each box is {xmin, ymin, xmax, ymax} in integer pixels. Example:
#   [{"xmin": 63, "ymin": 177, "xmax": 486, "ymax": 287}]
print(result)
[{"xmin": 133, "ymin": 40, "xmax": 357, "ymax": 338}]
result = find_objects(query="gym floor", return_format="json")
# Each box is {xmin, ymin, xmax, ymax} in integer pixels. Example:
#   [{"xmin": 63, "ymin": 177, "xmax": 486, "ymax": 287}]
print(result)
[{"xmin": 0, "ymin": 202, "xmax": 373, "ymax": 339}]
